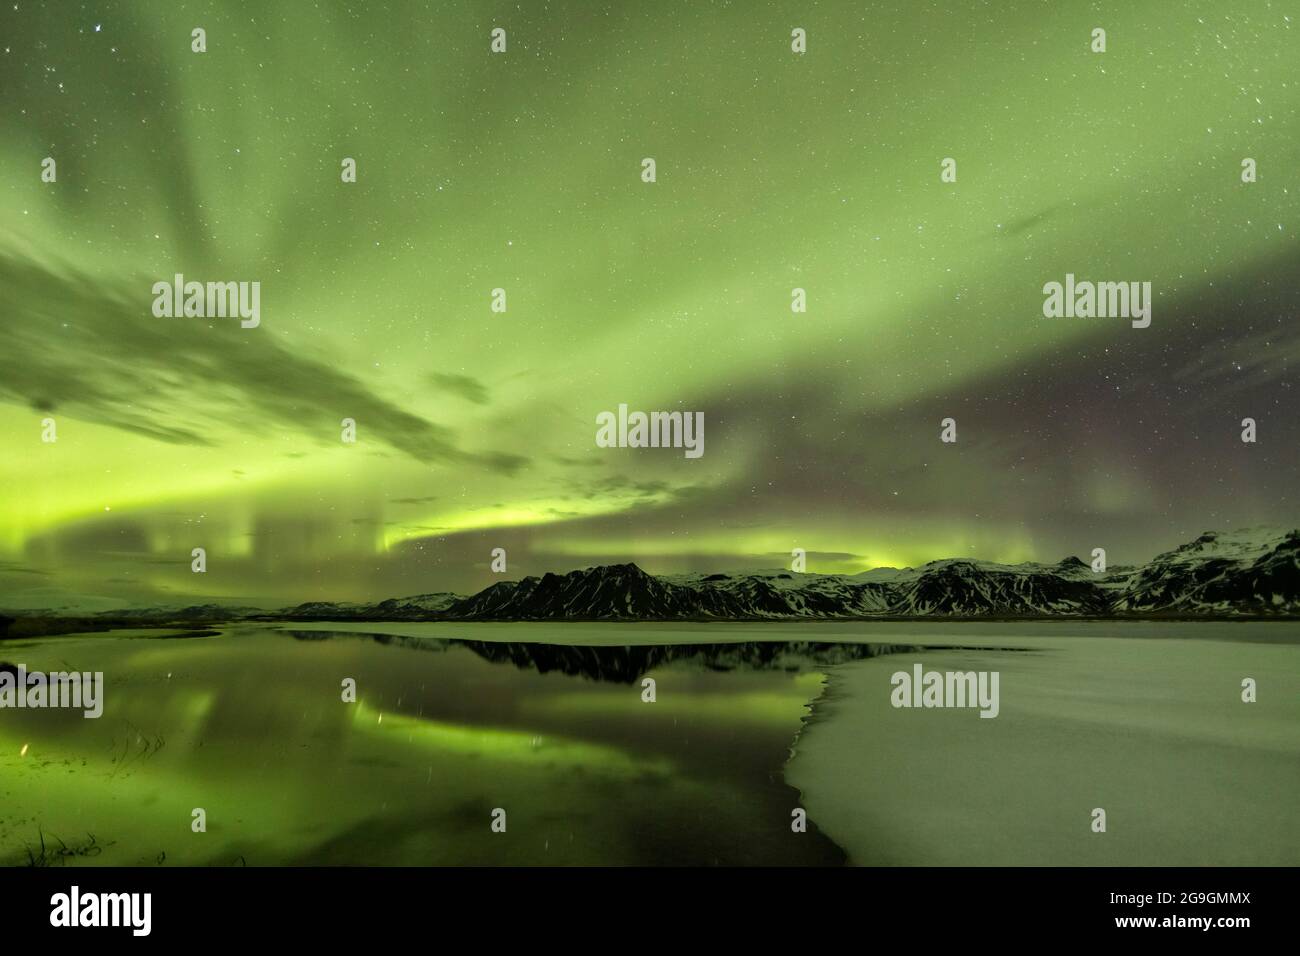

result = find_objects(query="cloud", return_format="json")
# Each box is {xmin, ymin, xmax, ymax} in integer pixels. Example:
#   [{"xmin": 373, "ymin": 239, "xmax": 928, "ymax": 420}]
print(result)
[
  {"xmin": 0, "ymin": 562, "xmax": 53, "ymax": 577},
  {"xmin": 428, "ymin": 372, "xmax": 490, "ymax": 405},
  {"xmin": 994, "ymin": 205, "xmax": 1059, "ymax": 239},
  {"xmin": 0, "ymin": 247, "xmax": 528, "ymax": 474}
]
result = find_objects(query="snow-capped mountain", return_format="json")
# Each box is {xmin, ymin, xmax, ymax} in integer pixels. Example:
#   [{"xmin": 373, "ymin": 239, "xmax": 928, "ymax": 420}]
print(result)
[
  {"xmin": 435, "ymin": 559, "xmax": 1115, "ymax": 620},
  {"xmin": 885, "ymin": 559, "xmax": 1117, "ymax": 617},
  {"xmin": 8, "ymin": 529, "xmax": 1294, "ymax": 632},
  {"xmin": 1113, "ymin": 528, "xmax": 1300, "ymax": 614},
  {"xmin": 279, "ymin": 591, "xmax": 461, "ymax": 620},
  {"xmin": 97, "ymin": 603, "xmax": 266, "ymax": 620},
  {"xmin": 429, "ymin": 528, "xmax": 1299, "ymax": 620}
]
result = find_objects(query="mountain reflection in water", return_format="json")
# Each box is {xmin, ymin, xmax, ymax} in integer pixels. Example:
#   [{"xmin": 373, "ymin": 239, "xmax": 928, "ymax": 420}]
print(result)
[{"xmin": 284, "ymin": 630, "xmax": 916, "ymax": 683}]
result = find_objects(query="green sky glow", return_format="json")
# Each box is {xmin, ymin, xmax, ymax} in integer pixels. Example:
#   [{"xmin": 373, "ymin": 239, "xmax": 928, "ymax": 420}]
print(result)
[{"xmin": 1, "ymin": 0, "xmax": 1298, "ymax": 608}]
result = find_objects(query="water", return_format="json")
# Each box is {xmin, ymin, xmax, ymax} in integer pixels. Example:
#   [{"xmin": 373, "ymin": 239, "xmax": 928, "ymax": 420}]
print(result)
[
  {"xmin": 0, "ymin": 625, "xmax": 898, "ymax": 866},
  {"xmin": 2, "ymin": 621, "xmax": 1296, "ymax": 866}
]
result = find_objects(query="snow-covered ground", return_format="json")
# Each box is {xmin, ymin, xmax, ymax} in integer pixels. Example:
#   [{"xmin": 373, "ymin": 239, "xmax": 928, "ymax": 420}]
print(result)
[{"xmin": 786, "ymin": 627, "xmax": 1300, "ymax": 865}]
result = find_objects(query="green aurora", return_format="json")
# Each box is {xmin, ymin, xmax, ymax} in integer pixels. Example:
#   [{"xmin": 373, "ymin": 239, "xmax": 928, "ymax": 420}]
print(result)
[{"xmin": 2, "ymin": 0, "xmax": 1298, "ymax": 608}]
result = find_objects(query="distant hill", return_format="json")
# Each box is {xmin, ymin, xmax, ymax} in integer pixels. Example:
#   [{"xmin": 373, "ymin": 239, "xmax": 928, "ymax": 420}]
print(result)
[
  {"xmin": 5, "ymin": 529, "xmax": 1297, "ymax": 628},
  {"xmin": 262, "ymin": 528, "xmax": 1300, "ymax": 621}
]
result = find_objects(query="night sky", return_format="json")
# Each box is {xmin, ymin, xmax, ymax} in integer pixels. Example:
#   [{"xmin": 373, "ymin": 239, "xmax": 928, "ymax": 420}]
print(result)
[{"xmin": 1, "ymin": 0, "xmax": 1297, "ymax": 609}]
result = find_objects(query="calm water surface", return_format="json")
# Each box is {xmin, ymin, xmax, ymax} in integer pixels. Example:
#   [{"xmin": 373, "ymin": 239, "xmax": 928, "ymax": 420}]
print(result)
[{"xmin": 0, "ymin": 624, "xmax": 904, "ymax": 866}]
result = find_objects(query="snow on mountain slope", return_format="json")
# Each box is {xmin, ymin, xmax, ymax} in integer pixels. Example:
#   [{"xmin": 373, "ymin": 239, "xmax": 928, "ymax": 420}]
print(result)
[
  {"xmin": 438, "ymin": 529, "xmax": 1299, "ymax": 620},
  {"xmin": 1115, "ymin": 529, "xmax": 1300, "ymax": 614},
  {"xmin": 98, "ymin": 529, "xmax": 1294, "ymax": 623}
]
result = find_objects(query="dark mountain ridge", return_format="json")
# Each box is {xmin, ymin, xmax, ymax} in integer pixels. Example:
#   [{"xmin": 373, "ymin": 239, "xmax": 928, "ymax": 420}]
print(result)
[
  {"xmin": 3, "ymin": 529, "xmax": 1296, "ymax": 633},
  {"xmin": 272, "ymin": 527, "xmax": 1300, "ymax": 622}
]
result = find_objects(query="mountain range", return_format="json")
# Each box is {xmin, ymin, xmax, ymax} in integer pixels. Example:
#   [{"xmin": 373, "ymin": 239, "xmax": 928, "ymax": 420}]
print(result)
[{"xmin": 6, "ymin": 527, "xmax": 1292, "ymax": 630}]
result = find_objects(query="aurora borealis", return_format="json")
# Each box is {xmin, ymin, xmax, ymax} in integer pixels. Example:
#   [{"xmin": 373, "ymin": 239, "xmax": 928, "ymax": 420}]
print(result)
[{"xmin": 1, "ymin": 0, "xmax": 1298, "ymax": 609}]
